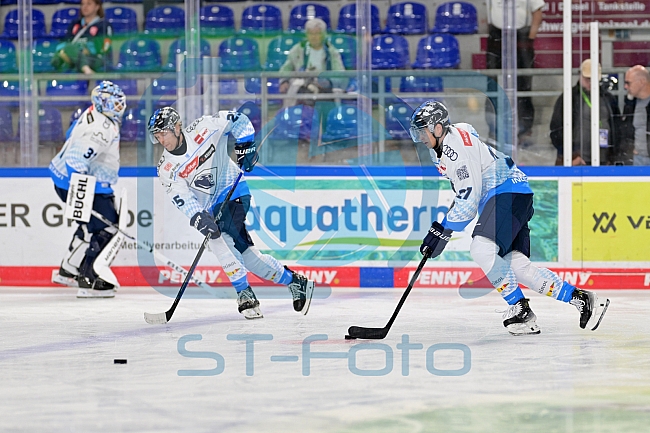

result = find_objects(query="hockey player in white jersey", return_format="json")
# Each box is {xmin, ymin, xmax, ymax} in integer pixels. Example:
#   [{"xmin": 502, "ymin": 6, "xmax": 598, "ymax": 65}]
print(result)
[
  {"xmin": 148, "ymin": 106, "xmax": 314, "ymax": 319},
  {"xmin": 409, "ymin": 101, "xmax": 610, "ymax": 335},
  {"xmin": 49, "ymin": 81, "xmax": 127, "ymax": 298}
]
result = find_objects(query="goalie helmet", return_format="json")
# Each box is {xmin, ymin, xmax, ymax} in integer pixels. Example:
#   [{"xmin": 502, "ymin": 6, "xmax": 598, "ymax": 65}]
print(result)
[
  {"xmin": 91, "ymin": 81, "xmax": 126, "ymax": 124},
  {"xmin": 409, "ymin": 100, "xmax": 450, "ymax": 143}
]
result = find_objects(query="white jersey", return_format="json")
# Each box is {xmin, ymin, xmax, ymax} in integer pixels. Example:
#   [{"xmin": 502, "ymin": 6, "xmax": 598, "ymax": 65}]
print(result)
[
  {"xmin": 157, "ymin": 110, "xmax": 255, "ymax": 219},
  {"xmin": 433, "ymin": 123, "xmax": 533, "ymax": 232},
  {"xmin": 49, "ymin": 105, "xmax": 121, "ymax": 194}
]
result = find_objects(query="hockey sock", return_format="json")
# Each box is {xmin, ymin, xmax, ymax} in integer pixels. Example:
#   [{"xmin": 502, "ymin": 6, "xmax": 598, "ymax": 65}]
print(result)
[
  {"xmin": 232, "ymin": 276, "xmax": 250, "ymax": 293},
  {"xmin": 470, "ymin": 236, "xmax": 522, "ymax": 304},
  {"xmin": 241, "ymin": 247, "xmax": 290, "ymax": 284},
  {"xmin": 277, "ymin": 269, "xmax": 293, "ymax": 286},
  {"xmin": 508, "ymin": 251, "xmax": 567, "ymax": 300},
  {"xmin": 209, "ymin": 235, "xmax": 250, "ymax": 289},
  {"xmin": 555, "ymin": 281, "xmax": 576, "ymax": 302}
]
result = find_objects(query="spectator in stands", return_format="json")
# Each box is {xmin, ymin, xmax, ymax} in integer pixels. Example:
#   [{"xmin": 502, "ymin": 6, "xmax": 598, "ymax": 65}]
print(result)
[
  {"xmin": 278, "ymin": 18, "xmax": 346, "ymax": 106},
  {"xmin": 549, "ymin": 59, "xmax": 621, "ymax": 166},
  {"xmin": 620, "ymin": 65, "xmax": 650, "ymax": 165},
  {"xmin": 51, "ymin": 0, "xmax": 112, "ymax": 74},
  {"xmin": 485, "ymin": 0, "xmax": 544, "ymax": 147}
]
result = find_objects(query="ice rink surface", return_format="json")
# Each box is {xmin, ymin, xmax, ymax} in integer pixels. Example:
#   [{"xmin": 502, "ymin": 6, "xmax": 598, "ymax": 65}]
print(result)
[{"xmin": 1, "ymin": 286, "xmax": 649, "ymax": 432}]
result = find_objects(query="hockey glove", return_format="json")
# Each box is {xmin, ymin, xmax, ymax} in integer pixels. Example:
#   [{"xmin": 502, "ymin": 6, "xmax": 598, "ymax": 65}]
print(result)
[
  {"xmin": 190, "ymin": 211, "xmax": 221, "ymax": 239},
  {"xmin": 420, "ymin": 221, "xmax": 453, "ymax": 258},
  {"xmin": 234, "ymin": 141, "xmax": 258, "ymax": 172}
]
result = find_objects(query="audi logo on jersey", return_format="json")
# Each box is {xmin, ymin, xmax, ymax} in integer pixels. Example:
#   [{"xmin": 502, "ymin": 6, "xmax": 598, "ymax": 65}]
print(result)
[{"xmin": 442, "ymin": 145, "xmax": 458, "ymax": 161}]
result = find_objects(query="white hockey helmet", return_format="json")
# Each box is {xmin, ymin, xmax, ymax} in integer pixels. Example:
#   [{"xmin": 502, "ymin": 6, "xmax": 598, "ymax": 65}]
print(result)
[{"xmin": 91, "ymin": 81, "xmax": 127, "ymax": 124}]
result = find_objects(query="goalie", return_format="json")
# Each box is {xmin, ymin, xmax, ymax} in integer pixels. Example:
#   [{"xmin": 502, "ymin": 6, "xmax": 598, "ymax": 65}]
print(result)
[
  {"xmin": 49, "ymin": 81, "xmax": 126, "ymax": 298},
  {"xmin": 147, "ymin": 106, "xmax": 315, "ymax": 319},
  {"xmin": 409, "ymin": 101, "xmax": 610, "ymax": 335}
]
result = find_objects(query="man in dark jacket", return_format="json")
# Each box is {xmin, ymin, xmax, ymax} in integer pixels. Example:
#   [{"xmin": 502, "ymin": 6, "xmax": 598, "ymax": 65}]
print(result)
[
  {"xmin": 620, "ymin": 65, "xmax": 650, "ymax": 165},
  {"xmin": 550, "ymin": 59, "xmax": 621, "ymax": 165}
]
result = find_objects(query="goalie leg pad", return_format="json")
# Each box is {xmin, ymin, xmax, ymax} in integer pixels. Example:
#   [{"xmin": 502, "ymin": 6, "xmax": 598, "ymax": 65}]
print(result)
[
  {"xmin": 78, "ymin": 229, "xmax": 121, "ymax": 290},
  {"xmin": 53, "ymin": 225, "xmax": 91, "ymax": 286}
]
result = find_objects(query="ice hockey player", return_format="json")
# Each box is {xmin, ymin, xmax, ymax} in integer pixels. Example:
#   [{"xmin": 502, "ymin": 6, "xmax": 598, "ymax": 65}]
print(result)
[
  {"xmin": 49, "ymin": 81, "xmax": 127, "ymax": 298},
  {"xmin": 409, "ymin": 100, "xmax": 610, "ymax": 335},
  {"xmin": 148, "ymin": 106, "xmax": 315, "ymax": 319}
]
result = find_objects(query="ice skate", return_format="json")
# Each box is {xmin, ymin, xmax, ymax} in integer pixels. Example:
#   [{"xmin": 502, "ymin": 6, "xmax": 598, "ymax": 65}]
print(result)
[
  {"xmin": 570, "ymin": 288, "xmax": 610, "ymax": 330},
  {"xmin": 502, "ymin": 298, "xmax": 541, "ymax": 335},
  {"xmin": 76, "ymin": 286, "xmax": 115, "ymax": 298},
  {"xmin": 237, "ymin": 287, "xmax": 263, "ymax": 319},
  {"xmin": 286, "ymin": 268, "xmax": 315, "ymax": 315},
  {"xmin": 52, "ymin": 267, "xmax": 78, "ymax": 287}
]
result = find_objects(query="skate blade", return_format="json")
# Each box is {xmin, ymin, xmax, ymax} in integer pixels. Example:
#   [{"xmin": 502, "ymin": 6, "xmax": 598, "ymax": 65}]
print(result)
[
  {"xmin": 589, "ymin": 298, "xmax": 610, "ymax": 331},
  {"xmin": 242, "ymin": 306, "xmax": 263, "ymax": 319},
  {"xmin": 52, "ymin": 271, "xmax": 78, "ymax": 288},
  {"xmin": 506, "ymin": 321, "xmax": 541, "ymax": 336},
  {"xmin": 299, "ymin": 281, "xmax": 315, "ymax": 315},
  {"xmin": 77, "ymin": 288, "xmax": 115, "ymax": 298}
]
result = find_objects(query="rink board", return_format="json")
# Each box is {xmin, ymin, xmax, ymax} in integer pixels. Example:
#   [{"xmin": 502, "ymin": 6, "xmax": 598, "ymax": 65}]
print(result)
[{"xmin": 1, "ymin": 166, "xmax": 649, "ymax": 289}]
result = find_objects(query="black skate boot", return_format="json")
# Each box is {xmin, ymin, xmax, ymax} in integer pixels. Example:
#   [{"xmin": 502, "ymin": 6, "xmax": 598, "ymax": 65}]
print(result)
[
  {"xmin": 76, "ymin": 257, "xmax": 115, "ymax": 298},
  {"xmin": 570, "ymin": 288, "xmax": 610, "ymax": 330},
  {"xmin": 237, "ymin": 287, "xmax": 263, "ymax": 319},
  {"xmin": 502, "ymin": 298, "xmax": 541, "ymax": 335},
  {"xmin": 286, "ymin": 267, "xmax": 315, "ymax": 315}
]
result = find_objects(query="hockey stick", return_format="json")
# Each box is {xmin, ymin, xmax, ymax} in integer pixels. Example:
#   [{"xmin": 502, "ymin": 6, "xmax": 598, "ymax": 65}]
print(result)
[
  {"xmin": 144, "ymin": 170, "xmax": 244, "ymax": 325},
  {"xmin": 346, "ymin": 253, "xmax": 429, "ymax": 340},
  {"xmin": 89, "ymin": 209, "xmax": 226, "ymax": 296}
]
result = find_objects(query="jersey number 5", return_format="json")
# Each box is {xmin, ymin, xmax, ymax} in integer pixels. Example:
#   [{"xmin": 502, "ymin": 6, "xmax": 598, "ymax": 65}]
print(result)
[{"xmin": 173, "ymin": 195, "xmax": 185, "ymax": 207}]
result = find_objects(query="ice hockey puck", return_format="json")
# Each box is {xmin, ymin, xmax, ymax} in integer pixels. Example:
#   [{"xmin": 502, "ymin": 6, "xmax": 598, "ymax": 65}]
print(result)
[
  {"xmin": 344, "ymin": 335, "xmax": 356, "ymax": 340},
  {"xmin": 114, "ymin": 359, "xmax": 127, "ymax": 364}
]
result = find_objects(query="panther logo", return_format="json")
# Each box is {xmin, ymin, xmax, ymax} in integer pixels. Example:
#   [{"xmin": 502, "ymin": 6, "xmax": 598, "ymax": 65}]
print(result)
[{"xmin": 193, "ymin": 173, "xmax": 215, "ymax": 190}]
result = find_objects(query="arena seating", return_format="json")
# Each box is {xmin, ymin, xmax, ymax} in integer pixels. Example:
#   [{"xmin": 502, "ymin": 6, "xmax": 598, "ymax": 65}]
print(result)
[
  {"xmin": 144, "ymin": 6, "xmax": 184, "ymax": 37},
  {"xmin": 336, "ymin": 3, "xmax": 381, "ymax": 35},
  {"xmin": 115, "ymin": 38, "xmax": 162, "ymax": 72},
  {"xmin": 432, "ymin": 2, "xmax": 478, "ymax": 34},
  {"xmin": 105, "ymin": 6, "xmax": 138, "ymax": 36},
  {"xmin": 384, "ymin": 2, "xmax": 428, "ymax": 35},
  {"xmin": 1, "ymin": 8, "xmax": 46, "ymax": 39},
  {"xmin": 32, "ymin": 39, "xmax": 58, "ymax": 73},
  {"xmin": 288, "ymin": 3, "xmax": 331, "ymax": 33},
  {"xmin": 240, "ymin": 4, "xmax": 283, "ymax": 36},
  {"xmin": 49, "ymin": 7, "xmax": 79, "ymax": 39},
  {"xmin": 200, "ymin": 5, "xmax": 235, "ymax": 37},
  {"xmin": 0, "ymin": 40, "xmax": 17, "ymax": 73}
]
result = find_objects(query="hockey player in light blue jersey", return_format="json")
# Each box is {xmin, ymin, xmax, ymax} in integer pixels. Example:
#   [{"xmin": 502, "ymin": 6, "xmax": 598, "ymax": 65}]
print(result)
[
  {"xmin": 148, "ymin": 106, "xmax": 314, "ymax": 319},
  {"xmin": 49, "ymin": 81, "xmax": 126, "ymax": 298},
  {"xmin": 409, "ymin": 101, "xmax": 609, "ymax": 335}
]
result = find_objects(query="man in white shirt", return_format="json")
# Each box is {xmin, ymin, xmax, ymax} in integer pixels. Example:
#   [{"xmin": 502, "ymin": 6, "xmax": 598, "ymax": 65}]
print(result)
[{"xmin": 485, "ymin": 0, "xmax": 545, "ymax": 146}]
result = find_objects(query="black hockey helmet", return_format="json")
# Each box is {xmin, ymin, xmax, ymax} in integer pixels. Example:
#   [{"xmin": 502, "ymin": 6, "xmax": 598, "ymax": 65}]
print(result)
[
  {"xmin": 148, "ymin": 107, "xmax": 181, "ymax": 143},
  {"xmin": 409, "ymin": 100, "xmax": 450, "ymax": 143}
]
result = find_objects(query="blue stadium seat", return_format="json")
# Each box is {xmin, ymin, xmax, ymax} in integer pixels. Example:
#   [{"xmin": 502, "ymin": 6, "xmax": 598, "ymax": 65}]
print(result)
[
  {"xmin": 322, "ymin": 105, "xmax": 378, "ymax": 142},
  {"xmin": 121, "ymin": 106, "xmax": 148, "ymax": 143},
  {"xmin": 38, "ymin": 106, "xmax": 65, "ymax": 143},
  {"xmin": 264, "ymin": 34, "xmax": 299, "ymax": 71},
  {"xmin": 0, "ymin": 107, "xmax": 15, "ymax": 141},
  {"xmin": 371, "ymin": 35, "xmax": 410, "ymax": 69},
  {"xmin": 384, "ymin": 102, "xmax": 412, "ymax": 140},
  {"xmin": 151, "ymin": 77, "xmax": 177, "ymax": 97},
  {"xmin": 219, "ymin": 36, "xmax": 260, "ymax": 72},
  {"xmin": 238, "ymin": 101, "xmax": 262, "ymax": 133},
  {"xmin": 384, "ymin": 2, "xmax": 428, "ymax": 35},
  {"xmin": 328, "ymin": 34, "xmax": 356, "ymax": 70},
  {"xmin": 0, "ymin": 40, "xmax": 17, "ymax": 73},
  {"xmin": 241, "ymin": 4, "xmax": 283, "ymax": 36},
  {"xmin": 145, "ymin": 6, "xmax": 185, "ymax": 37},
  {"xmin": 115, "ymin": 38, "xmax": 162, "ymax": 72},
  {"xmin": 164, "ymin": 38, "xmax": 211, "ymax": 72},
  {"xmin": 200, "ymin": 5, "xmax": 235, "ymax": 37},
  {"xmin": 271, "ymin": 104, "xmax": 316, "ymax": 141},
  {"xmin": 69, "ymin": 106, "xmax": 84, "ymax": 127},
  {"xmin": 44, "ymin": 80, "xmax": 89, "ymax": 109},
  {"xmin": 106, "ymin": 0, "xmax": 140, "ymax": 5},
  {"xmin": 432, "ymin": 2, "xmax": 478, "ymax": 34},
  {"xmin": 1, "ymin": 8, "xmax": 46, "ymax": 39},
  {"xmin": 288, "ymin": 3, "xmax": 330, "ymax": 33},
  {"xmin": 33, "ymin": 0, "xmax": 59, "ymax": 6},
  {"xmin": 105, "ymin": 7, "xmax": 138, "ymax": 36},
  {"xmin": 400, "ymin": 75, "xmax": 443, "ymax": 92},
  {"xmin": 107, "ymin": 79, "xmax": 138, "ymax": 96},
  {"xmin": 412, "ymin": 34, "xmax": 460, "ymax": 69},
  {"xmin": 0, "ymin": 80, "xmax": 20, "ymax": 108},
  {"xmin": 336, "ymin": 4, "xmax": 381, "ymax": 35},
  {"xmin": 32, "ymin": 39, "xmax": 58, "ymax": 73},
  {"xmin": 49, "ymin": 7, "xmax": 79, "ymax": 38}
]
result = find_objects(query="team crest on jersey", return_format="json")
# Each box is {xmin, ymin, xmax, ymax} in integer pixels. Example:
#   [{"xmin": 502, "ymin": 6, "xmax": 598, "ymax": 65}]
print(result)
[
  {"xmin": 198, "ymin": 144, "xmax": 215, "ymax": 167},
  {"xmin": 190, "ymin": 167, "xmax": 218, "ymax": 194},
  {"xmin": 179, "ymin": 157, "xmax": 199, "ymax": 178},
  {"xmin": 194, "ymin": 128, "xmax": 210, "ymax": 144}
]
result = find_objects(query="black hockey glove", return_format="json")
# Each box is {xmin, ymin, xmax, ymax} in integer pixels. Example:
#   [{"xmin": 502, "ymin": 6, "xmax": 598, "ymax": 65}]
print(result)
[
  {"xmin": 190, "ymin": 211, "xmax": 221, "ymax": 239},
  {"xmin": 420, "ymin": 221, "xmax": 453, "ymax": 258},
  {"xmin": 234, "ymin": 141, "xmax": 258, "ymax": 172}
]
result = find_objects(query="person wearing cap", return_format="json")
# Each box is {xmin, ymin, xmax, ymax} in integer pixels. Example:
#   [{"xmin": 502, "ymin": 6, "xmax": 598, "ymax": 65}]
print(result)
[
  {"xmin": 549, "ymin": 59, "xmax": 621, "ymax": 165},
  {"xmin": 620, "ymin": 65, "xmax": 650, "ymax": 165}
]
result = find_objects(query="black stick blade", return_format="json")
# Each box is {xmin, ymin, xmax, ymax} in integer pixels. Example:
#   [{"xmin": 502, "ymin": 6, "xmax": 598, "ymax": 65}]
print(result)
[{"xmin": 347, "ymin": 326, "xmax": 389, "ymax": 340}]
